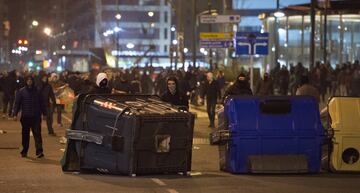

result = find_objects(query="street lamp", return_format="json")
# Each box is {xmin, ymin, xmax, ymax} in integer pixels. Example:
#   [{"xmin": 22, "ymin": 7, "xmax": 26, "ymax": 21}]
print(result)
[
  {"xmin": 274, "ymin": 11, "xmax": 285, "ymax": 18},
  {"xmin": 115, "ymin": 13, "xmax": 122, "ymax": 20},
  {"xmin": 44, "ymin": 27, "xmax": 52, "ymax": 36},
  {"xmin": 148, "ymin": 11, "xmax": 154, "ymax": 17},
  {"xmin": 32, "ymin": 20, "xmax": 39, "ymax": 27},
  {"xmin": 115, "ymin": 12, "xmax": 121, "ymax": 68}
]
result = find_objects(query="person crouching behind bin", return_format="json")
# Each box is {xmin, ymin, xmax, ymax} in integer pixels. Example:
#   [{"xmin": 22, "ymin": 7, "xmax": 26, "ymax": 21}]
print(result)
[
  {"xmin": 161, "ymin": 76, "xmax": 189, "ymax": 110},
  {"xmin": 13, "ymin": 76, "xmax": 45, "ymax": 158},
  {"xmin": 88, "ymin": 72, "xmax": 112, "ymax": 94},
  {"xmin": 223, "ymin": 73, "xmax": 253, "ymax": 100}
]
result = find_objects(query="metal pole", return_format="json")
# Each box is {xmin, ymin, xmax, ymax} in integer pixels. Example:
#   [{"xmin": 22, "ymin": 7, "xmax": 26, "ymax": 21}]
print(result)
[
  {"xmin": 310, "ymin": 0, "xmax": 316, "ymax": 68},
  {"xmin": 250, "ymin": 55, "xmax": 254, "ymax": 91},
  {"xmin": 208, "ymin": 0, "xmax": 213, "ymax": 71},
  {"xmin": 323, "ymin": 3, "xmax": 327, "ymax": 64},
  {"xmin": 274, "ymin": 0, "xmax": 280, "ymax": 66},
  {"xmin": 116, "ymin": 0, "xmax": 120, "ymax": 68},
  {"xmin": 192, "ymin": 0, "xmax": 197, "ymax": 68}
]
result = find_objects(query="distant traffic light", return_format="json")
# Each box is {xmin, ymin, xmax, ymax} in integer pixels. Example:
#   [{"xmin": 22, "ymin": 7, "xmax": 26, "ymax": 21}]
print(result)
[{"xmin": 17, "ymin": 39, "xmax": 29, "ymax": 45}]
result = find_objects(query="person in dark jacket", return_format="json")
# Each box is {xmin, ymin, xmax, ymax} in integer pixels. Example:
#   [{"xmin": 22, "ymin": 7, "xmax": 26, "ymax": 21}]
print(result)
[
  {"xmin": 39, "ymin": 75, "xmax": 57, "ymax": 136},
  {"xmin": 88, "ymin": 73, "xmax": 112, "ymax": 94},
  {"xmin": 161, "ymin": 76, "xmax": 189, "ymax": 109},
  {"xmin": 2, "ymin": 70, "xmax": 17, "ymax": 118},
  {"xmin": 255, "ymin": 73, "xmax": 274, "ymax": 96},
  {"xmin": 224, "ymin": 73, "xmax": 253, "ymax": 100},
  {"xmin": 202, "ymin": 72, "xmax": 221, "ymax": 128},
  {"xmin": 13, "ymin": 76, "xmax": 45, "ymax": 158},
  {"xmin": 113, "ymin": 72, "xmax": 131, "ymax": 94},
  {"xmin": 296, "ymin": 75, "xmax": 320, "ymax": 103}
]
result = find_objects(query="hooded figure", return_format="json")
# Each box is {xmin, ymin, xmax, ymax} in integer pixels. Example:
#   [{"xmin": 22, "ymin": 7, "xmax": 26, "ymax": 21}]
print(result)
[
  {"xmin": 224, "ymin": 73, "xmax": 253, "ymax": 101},
  {"xmin": 88, "ymin": 72, "xmax": 112, "ymax": 94},
  {"xmin": 161, "ymin": 76, "xmax": 189, "ymax": 109},
  {"xmin": 13, "ymin": 76, "xmax": 45, "ymax": 158}
]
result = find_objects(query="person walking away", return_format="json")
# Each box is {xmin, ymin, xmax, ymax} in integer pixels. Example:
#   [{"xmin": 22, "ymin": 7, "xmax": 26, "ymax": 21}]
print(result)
[
  {"xmin": 255, "ymin": 73, "xmax": 274, "ymax": 96},
  {"xmin": 39, "ymin": 75, "xmax": 57, "ymax": 136},
  {"xmin": 279, "ymin": 66, "xmax": 290, "ymax": 95},
  {"xmin": 337, "ymin": 65, "xmax": 347, "ymax": 96},
  {"xmin": 2, "ymin": 70, "xmax": 17, "ymax": 118},
  {"xmin": 202, "ymin": 72, "xmax": 221, "ymax": 128},
  {"xmin": 13, "ymin": 76, "xmax": 45, "ymax": 158},
  {"xmin": 296, "ymin": 75, "xmax": 320, "ymax": 103},
  {"xmin": 49, "ymin": 73, "xmax": 65, "ymax": 127},
  {"xmin": 161, "ymin": 76, "xmax": 189, "ymax": 109}
]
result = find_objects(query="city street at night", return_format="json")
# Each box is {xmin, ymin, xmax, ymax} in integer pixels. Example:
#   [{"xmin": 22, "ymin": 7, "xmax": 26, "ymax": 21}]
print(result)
[
  {"xmin": 1, "ymin": 109, "xmax": 360, "ymax": 193},
  {"xmin": 1, "ymin": 0, "xmax": 360, "ymax": 192}
]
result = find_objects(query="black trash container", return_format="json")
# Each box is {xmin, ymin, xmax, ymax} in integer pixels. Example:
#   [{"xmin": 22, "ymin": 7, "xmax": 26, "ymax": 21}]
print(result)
[{"xmin": 61, "ymin": 94, "xmax": 194, "ymax": 176}]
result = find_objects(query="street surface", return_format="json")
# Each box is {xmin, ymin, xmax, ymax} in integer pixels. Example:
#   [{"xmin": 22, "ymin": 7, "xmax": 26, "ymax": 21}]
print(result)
[{"xmin": 0, "ymin": 106, "xmax": 359, "ymax": 193}]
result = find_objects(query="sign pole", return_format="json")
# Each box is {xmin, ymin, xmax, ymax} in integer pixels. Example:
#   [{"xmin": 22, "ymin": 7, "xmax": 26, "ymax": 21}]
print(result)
[{"xmin": 250, "ymin": 54, "xmax": 254, "ymax": 92}]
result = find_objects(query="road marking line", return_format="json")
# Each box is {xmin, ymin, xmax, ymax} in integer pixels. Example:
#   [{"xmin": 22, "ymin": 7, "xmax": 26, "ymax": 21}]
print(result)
[
  {"xmin": 151, "ymin": 178, "xmax": 166, "ymax": 186},
  {"xmin": 62, "ymin": 114, "xmax": 72, "ymax": 123},
  {"xmin": 167, "ymin": 189, "xmax": 179, "ymax": 193}
]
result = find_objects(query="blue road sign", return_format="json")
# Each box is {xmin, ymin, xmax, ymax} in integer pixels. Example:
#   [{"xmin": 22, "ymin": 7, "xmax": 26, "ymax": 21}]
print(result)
[
  {"xmin": 200, "ymin": 40, "xmax": 233, "ymax": 48},
  {"xmin": 235, "ymin": 32, "xmax": 269, "ymax": 55}
]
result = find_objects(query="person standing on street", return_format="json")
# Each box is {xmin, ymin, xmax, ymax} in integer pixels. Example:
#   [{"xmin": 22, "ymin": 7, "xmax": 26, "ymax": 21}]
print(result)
[
  {"xmin": 255, "ymin": 73, "xmax": 274, "ymax": 96},
  {"xmin": 161, "ymin": 76, "xmax": 189, "ymax": 109},
  {"xmin": 13, "ymin": 76, "xmax": 45, "ymax": 158},
  {"xmin": 39, "ymin": 75, "xmax": 57, "ymax": 136},
  {"xmin": 202, "ymin": 72, "xmax": 221, "ymax": 128},
  {"xmin": 296, "ymin": 75, "xmax": 320, "ymax": 103}
]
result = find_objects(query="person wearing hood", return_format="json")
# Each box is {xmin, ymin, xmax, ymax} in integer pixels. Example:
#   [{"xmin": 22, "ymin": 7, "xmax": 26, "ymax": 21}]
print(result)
[
  {"xmin": 202, "ymin": 72, "xmax": 221, "ymax": 128},
  {"xmin": 161, "ymin": 76, "xmax": 189, "ymax": 109},
  {"xmin": 39, "ymin": 75, "xmax": 57, "ymax": 136},
  {"xmin": 13, "ymin": 76, "xmax": 46, "ymax": 158},
  {"xmin": 224, "ymin": 73, "xmax": 253, "ymax": 100},
  {"xmin": 88, "ymin": 72, "xmax": 112, "ymax": 94}
]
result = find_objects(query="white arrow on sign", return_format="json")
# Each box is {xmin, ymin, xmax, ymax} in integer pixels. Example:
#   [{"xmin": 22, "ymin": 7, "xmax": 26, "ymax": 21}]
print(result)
[
  {"xmin": 237, "ymin": 42, "xmax": 251, "ymax": 55},
  {"xmin": 253, "ymin": 42, "xmax": 268, "ymax": 55}
]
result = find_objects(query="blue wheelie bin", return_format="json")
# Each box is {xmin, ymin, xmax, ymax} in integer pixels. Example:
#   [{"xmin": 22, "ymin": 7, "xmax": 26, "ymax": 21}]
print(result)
[{"xmin": 217, "ymin": 96, "xmax": 324, "ymax": 174}]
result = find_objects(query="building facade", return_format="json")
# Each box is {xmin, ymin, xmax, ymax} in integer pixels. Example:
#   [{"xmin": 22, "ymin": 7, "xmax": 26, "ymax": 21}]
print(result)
[
  {"xmin": 63, "ymin": 0, "xmax": 172, "ymax": 68},
  {"xmin": 0, "ymin": 0, "xmax": 10, "ymax": 65}
]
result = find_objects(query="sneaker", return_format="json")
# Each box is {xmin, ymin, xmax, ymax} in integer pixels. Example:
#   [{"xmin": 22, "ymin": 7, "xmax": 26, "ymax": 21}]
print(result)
[{"xmin": 36, "ymin": 153, "xmax": 44, "ymax": 158}]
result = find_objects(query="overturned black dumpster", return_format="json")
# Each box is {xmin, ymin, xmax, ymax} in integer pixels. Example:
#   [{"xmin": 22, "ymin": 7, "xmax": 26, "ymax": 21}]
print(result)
[{"xmin": 61, "ymin": 94, "xmax": 194, "ymax": 176}]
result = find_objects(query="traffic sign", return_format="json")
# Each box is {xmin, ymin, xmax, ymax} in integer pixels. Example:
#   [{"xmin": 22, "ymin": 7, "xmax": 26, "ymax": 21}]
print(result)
[
  {"xmin": 200, "ymin": 32, "xmax": 234, "ymax": 40},
  {"xmin": 235, "ymin": 32, "xmax": 269, "ymax": 55},
  {"xmin": 200, "ymin": 15, "xmax": 240, "ymax": 24},
  {"xmin": 200, "ymin": 40, "xmax": 233, "ymax": 48}
]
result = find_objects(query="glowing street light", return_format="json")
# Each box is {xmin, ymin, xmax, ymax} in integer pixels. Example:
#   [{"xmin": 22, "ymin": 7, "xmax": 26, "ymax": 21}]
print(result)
[
  {"xmin": 274, "ymin": 10, "xmax": 285, "ymax": 18},
  {"xmin": 44, "ymin": 27, "xmax": 52, "ymax": 36},
  {"xmin": 115, "ymin": 13, "xmax": 122, "ymax": 20},
  {"xmin": 148, "ymin": 11, "xmax": 154, "ymax": 17},
  {"xmin": 61, "ymin": 45, "xmax": 66, "ymax": 50},
  {"xmin": 32, "ymin": 20, "xmax": 39, "ymax": 27}
]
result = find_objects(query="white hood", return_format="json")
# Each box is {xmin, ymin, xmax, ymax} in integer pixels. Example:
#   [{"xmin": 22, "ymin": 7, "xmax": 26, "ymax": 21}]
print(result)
[{"xmin": 96, "ymin": 73, "xmax": 108, "ymax": 87}]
